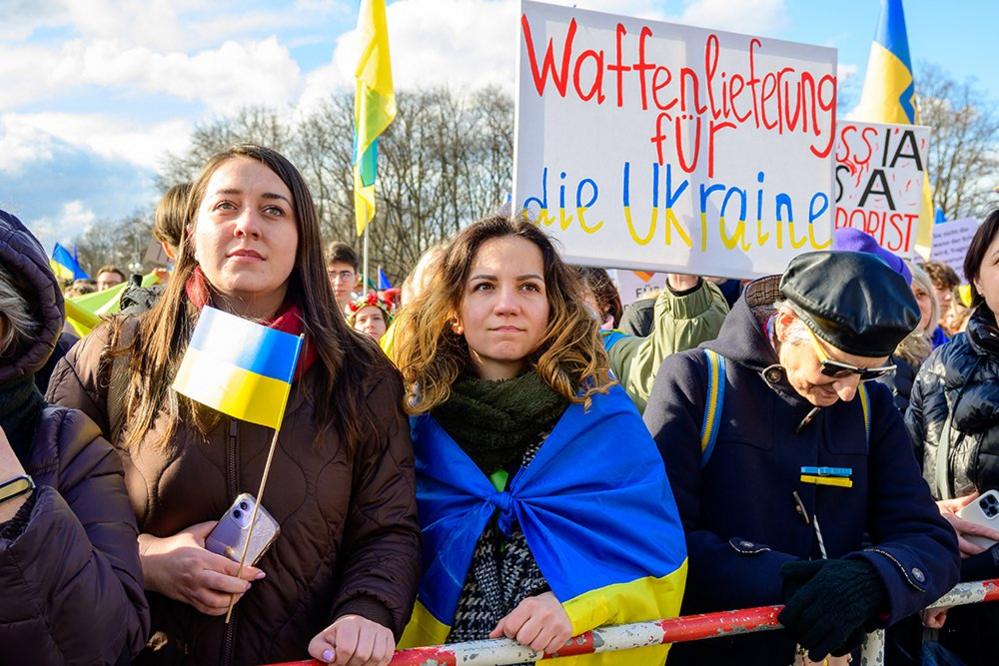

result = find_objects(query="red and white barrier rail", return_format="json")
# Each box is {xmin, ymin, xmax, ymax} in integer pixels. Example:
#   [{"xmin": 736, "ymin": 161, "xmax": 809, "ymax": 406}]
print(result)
[{"xmin": 265, "ymin": 579, "xmax": 999, "ymax": 666}]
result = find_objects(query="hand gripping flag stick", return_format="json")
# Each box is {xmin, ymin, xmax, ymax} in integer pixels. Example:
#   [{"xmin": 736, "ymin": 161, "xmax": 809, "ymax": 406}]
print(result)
[{"xmin": 171, "ymin": 306, "xmax": 304, "ymax": 624}]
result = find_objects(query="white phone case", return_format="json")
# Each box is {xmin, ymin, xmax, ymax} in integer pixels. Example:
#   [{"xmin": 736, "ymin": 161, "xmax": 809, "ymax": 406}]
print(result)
[{"xmin": 956, "ymin": 489, "xmax": 999, "ymax": 550}]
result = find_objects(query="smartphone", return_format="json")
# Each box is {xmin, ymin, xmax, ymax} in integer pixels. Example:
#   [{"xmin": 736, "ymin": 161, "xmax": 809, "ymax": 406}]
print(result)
[
  {"xmin": 956, "ymin": 489, "xmax": 999, "ymax": 550},
  {"xmin": 205, "ymin": 493, "xmax": 281, "ymax": 566}
]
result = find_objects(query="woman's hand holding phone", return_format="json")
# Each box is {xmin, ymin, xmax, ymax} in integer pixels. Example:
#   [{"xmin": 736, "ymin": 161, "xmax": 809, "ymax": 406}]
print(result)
[
  {"xmin": 308, "ymin": 614, "xmax": 395, "ymax": 665},
  {"xmin": 138, "ymin": 521, "xmax": 265, "ymax": 616}
]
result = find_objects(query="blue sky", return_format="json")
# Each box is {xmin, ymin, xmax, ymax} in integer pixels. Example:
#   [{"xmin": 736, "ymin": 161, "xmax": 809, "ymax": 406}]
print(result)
[{"xmin": 1, "ymin": 0, "xmax": 995, "ymax": 254}]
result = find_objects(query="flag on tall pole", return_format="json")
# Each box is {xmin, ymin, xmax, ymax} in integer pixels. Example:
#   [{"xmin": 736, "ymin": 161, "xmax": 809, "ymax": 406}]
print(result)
[
  {"xmin": 353, "ymin": 0, "xmax": 396, "ymax": 238},
  {"xmin": 854, "ymin": 0, "xmax": 935, "ymax": 258}
]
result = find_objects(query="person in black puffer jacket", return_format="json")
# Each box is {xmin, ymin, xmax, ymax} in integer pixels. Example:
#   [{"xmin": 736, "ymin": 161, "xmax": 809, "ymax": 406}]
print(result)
[{"xmin": 906, "ymin": 208, "xmax": 999, "ymax": 666}]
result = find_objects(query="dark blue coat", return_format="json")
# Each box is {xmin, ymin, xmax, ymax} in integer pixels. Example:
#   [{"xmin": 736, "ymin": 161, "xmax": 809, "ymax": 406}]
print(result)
[{"xmin": 644, "ymin": 277, "xmax": 959, "ymax": 666}]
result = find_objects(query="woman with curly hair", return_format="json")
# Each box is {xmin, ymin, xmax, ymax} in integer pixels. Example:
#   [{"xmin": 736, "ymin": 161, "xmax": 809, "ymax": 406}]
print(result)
[{"xmin": 392, "ymin": 216, "xmax": 687, "ymax": 665}]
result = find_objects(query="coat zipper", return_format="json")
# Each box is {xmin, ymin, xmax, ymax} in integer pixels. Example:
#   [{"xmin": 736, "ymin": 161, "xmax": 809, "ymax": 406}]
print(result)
[{"xmin": 221, "ymin": 418, "xmax": 240, "ymax": 666}]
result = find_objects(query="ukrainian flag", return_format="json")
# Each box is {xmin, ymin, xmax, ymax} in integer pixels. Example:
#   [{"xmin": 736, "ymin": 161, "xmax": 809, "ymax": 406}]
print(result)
[
  {"xmin": 855, "ymin": 0, "xmax": 935, "ymax": 257},
  {"xmin": 50, "ymin": 243, "xmax": 89, "ymax": 281},
  {"xmin": 401, "ymin": 384, "xmax": 687, "ymax": 665},
  {"xmin": 172, "ymin": 307, "xmax": 303, "ymax": 429},
  {"xmin": 353, "ymin": 0, "xmax": 396, "ymax": 237}
]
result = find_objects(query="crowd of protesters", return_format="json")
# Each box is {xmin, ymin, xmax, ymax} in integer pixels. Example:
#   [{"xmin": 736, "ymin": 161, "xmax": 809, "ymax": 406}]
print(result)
[{"xmin": 1, "ymin": 143, "xmax": 997, "ymax": 666}]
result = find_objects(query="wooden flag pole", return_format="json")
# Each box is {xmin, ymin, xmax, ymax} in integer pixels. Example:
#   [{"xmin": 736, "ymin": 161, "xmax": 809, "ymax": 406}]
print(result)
[
  {"xmin": 224, "ymin": 425, "xmax": 281, "ymax": 624},
  {"xmin": 225, "ymin": 334, "xmax": 305, "ymax": 624}
]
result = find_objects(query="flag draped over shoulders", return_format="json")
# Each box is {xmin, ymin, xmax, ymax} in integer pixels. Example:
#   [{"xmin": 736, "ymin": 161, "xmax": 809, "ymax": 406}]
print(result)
[{"xmin": 401, "ymin": 384, "xmax": 687, "ymax": 665}]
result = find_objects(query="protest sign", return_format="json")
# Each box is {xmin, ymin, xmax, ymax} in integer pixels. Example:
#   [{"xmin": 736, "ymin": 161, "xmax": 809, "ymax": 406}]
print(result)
[
  {"xmin": 931, "ymin": 217, "xmax": 980, "ymax": 282},
  {"xmin": 513, "ymin": 1, "xmax": 837, "ymax": 279},
  {"xmin": 611, "ymin": 269, "xmax": 668, "ymax": 305},
  {"xmin": 833, "ymin": 120, "xmax": 929, "ymax": 258}
]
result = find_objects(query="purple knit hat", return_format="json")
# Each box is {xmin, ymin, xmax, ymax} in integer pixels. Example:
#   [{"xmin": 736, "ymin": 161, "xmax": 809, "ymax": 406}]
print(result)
[{"xmin": 832, "ymin": 228, "xmax": 912, "ymax": 285}]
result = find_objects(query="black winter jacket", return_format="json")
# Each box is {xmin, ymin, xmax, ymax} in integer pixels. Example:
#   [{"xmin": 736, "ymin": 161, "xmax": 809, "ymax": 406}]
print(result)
[{"xmin": 906, "ymin": 306, "xmax": 999, "ymax": 499}]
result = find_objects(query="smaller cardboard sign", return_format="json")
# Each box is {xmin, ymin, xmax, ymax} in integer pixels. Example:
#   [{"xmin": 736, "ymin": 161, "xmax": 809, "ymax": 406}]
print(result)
[
  {"xmin": 143, "ymin": 239, "xmax": 171, "ymax": 267},
  {"xmin": 930, "ymin": 218, "xmax": 980, "ymax": 283}
]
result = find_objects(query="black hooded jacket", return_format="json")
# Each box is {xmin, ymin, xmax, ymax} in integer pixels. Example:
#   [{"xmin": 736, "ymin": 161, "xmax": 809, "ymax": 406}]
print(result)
[
  {"xmin": 907, "ymin": 305, "xmax": 999, "ymax": 498},
  {"xmin": 0, "ymin": 209, "xmax": 149, "ymax": 664}
]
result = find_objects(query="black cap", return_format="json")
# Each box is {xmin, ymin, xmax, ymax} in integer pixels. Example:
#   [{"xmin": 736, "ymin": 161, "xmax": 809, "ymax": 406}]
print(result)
[{"xmin": 779, "ymin": 251, "xmax": 919, "ymax": 358}]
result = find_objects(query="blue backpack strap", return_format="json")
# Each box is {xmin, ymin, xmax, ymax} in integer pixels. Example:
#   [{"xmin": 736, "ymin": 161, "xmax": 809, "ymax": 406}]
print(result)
[
  {"xmin": 600, "ymin": 329, "xmax": 627, "ymax": 351},
  {"xmin": 700, "ymin": 349, "xmax": 726, "ymax": 467},
  {"xmin": 858, "ymin": 383, "xmax": 871, "ymax": 448}
]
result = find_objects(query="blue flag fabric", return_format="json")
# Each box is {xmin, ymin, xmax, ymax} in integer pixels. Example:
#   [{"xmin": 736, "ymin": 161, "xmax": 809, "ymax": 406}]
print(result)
[
  {"xmin": 401, "ymin": 384, "xmax": 687, "ymax": 664},
  {"xmin": 51, "ymin": 243, "xmax": 89, "ymax": 280},
  {"xmin": 377, "ymin": 266, "xmax": 392, "ymax": 290}
]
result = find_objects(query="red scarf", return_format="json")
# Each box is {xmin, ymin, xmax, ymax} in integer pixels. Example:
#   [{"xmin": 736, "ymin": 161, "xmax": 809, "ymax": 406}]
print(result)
[{"xmin": 185, "ymin": 266, "xmax": 317, "ymax": 380}]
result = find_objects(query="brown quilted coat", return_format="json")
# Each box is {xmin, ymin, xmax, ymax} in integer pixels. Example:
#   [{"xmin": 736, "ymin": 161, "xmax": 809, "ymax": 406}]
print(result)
[{"xmin": 46, "ymin": 318, "xmax": 421, "ymax": 665}]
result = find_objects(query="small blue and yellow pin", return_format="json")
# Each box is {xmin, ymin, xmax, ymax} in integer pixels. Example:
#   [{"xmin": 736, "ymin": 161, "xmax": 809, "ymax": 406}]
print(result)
[{"xmin": 800, "ymin": 466, "xmax": 853, "ymax": 488}]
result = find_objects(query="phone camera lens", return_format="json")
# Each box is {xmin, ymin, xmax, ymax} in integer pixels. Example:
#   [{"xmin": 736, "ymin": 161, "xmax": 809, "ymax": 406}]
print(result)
[
  {"xmin": 239, "ymin": 501, "xmax": 249, "ymax": 511},
  {"xmin": 233, "ymin": 509, "xmax": 242, "ymax": 519}
]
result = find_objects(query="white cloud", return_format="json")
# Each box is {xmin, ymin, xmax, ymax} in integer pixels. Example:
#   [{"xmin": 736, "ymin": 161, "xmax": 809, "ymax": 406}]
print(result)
[
  {"xmin": 1, "ymin": 37, "xmax": 303, "ymax": 114},
  {"xmin": 0, "ymin": 117, "xmax": 56, "ymax": 175},
  {"xmin": 674, "ymin": 0, "xmax": 787, "ymax": 35},
  {"xmin": 838, "ymin": 63, "xmax": 859, "ymax": 84},
  {"xmin": 3, "ymin": 112, "xmax": 192, "ymax": 170},
  {"xmin": 28, "ymin": 200, "xmax": 98, "ymax": 248}
]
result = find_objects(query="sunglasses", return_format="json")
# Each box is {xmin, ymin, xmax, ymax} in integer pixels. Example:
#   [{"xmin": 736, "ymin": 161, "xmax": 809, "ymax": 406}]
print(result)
[{"xmin": 805, "ymin": 327, "xmax": 896, "ymax": 382}]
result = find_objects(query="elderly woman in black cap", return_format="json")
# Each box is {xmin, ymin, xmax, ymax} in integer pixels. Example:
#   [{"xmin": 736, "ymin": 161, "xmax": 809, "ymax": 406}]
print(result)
[
  {"xmin": 644, "ymin": 251, "xmax": 959, "ymax": 666},
  {"xmin": 0, "ymin": 209, "xmax": 149, "ymax": 663}
]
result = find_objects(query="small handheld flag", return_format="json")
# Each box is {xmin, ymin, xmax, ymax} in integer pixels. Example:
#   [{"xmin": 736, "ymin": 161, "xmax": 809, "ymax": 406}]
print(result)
[
  {"xmin": 50, "ymin": 243, "xmax": 89, "ymax": 281},
  {"xmin": 172, "ymin": 306, "xmax": 303, "ymax": 429}
]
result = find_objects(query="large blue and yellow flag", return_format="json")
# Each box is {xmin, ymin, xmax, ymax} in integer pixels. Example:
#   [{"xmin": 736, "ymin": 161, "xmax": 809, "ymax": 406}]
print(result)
[
  {"xmin": 353, "ymin": 0, "xmax": 396, "ymax": 236},
  {"xmin": 855, "ymin": 0, "xmax": 934, "ymax": 257},
  {"xmin": 172, "ymin": 306, "xmax": 303, "ymax": 429},
  {"xmin": 401, "ymin": 384, "xmax": 687, "ymax": 665},
  {"xmin": 50, "ymin": 243, "xmax": 89, "ymax": 281}
]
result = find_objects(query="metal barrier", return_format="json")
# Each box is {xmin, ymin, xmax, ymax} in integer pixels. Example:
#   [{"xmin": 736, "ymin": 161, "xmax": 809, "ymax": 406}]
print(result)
[{"xmin": 266, "ymin": 579, "xmax": 999, "ymax": 666}]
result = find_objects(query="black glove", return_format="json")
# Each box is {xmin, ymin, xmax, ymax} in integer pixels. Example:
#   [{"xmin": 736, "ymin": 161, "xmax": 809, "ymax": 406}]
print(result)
[{"xmin": 778, "ymin": 559, "xmax": 886, "ymax": 661}]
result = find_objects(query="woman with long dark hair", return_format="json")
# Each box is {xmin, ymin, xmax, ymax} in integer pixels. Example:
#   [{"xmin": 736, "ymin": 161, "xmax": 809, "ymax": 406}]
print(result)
[{"xmin": 48, "ymin": 145, "xmax": 420, "ymax": 665}]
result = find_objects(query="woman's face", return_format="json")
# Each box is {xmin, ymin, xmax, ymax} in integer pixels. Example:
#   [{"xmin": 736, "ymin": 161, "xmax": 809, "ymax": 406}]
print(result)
[
  {"xmin": 457, "ymin": 235, "xmax": 550, "ymax": 381},
  {"xmin": 912, "ymin": 282, "xmax": 934, "ymax": 332},
  {"xmin": 354, "ymin": 305, "xmax": 387, "ymax": 341},
  {"xmin": 974, "ymin": 233, "xmax": 999, "ymax": 318},
  {"xmin": 193, "ymin": 157, "xmax": 298, "ymax": 317}
]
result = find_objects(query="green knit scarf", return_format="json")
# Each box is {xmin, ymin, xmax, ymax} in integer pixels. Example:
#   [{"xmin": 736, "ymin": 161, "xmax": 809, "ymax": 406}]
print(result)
[{"xmin": 432, "ymin": 370, "xmax": 569, "ymax": 475}]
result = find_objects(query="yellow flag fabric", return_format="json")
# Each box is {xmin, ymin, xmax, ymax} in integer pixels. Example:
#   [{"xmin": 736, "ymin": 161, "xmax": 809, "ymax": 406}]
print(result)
[
  {"xmin": 353, "ymin": 0, "xmax": 396, "ymax": 236},
  {"xmin": 64, "ymin": 273, "xmax": 162, "ymax": 336},
  {"xmin": 854, "ymin": 0, "xmax": 934, "ymax": 258},
  {"xmin": 172, "ymin": 307, "xmax": 303, "ymax": 429}
]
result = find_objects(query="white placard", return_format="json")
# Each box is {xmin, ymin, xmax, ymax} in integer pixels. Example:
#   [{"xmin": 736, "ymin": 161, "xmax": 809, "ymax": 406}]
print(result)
[
  {"xmin": 513, "ymin": 1, "xmax": 837, "ymax": 279},
  {"xmin": 931, "ymin": 218, "xmax": 980, "ymax": 282},
  {"xmin": 834, "ymin": 120, "xmax": 930, "ymax": 258}
]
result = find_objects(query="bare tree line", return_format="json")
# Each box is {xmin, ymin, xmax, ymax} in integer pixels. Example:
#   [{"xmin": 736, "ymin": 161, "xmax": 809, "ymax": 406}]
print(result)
[{"xmin": 155, "ymin": 86, "xmax": 513, "ymax": 283}]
